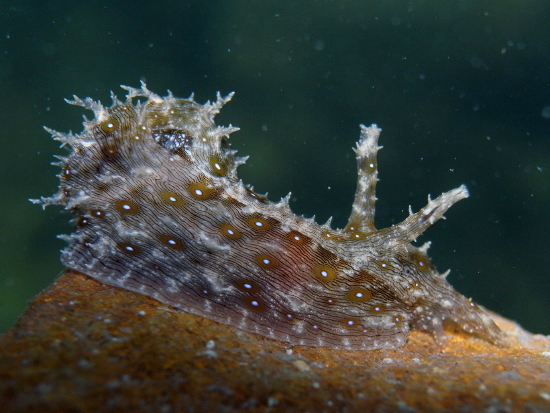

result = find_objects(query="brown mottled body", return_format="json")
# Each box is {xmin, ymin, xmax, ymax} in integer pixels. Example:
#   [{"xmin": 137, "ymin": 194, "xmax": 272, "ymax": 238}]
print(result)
[{"xmin": 32, "ymin": 83, "xmax": 504, "ymax": 350}]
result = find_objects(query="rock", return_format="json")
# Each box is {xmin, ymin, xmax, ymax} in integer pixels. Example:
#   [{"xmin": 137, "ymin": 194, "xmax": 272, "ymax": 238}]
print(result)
[{"xmin": 0, "ymin": 270, "xmax": 549, "ymax": 412}]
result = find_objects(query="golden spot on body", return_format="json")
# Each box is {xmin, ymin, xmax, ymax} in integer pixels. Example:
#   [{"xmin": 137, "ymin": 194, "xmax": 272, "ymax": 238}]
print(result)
[
  {"xmin": 235, "ymin": 280, "xmax": 260, "ymax": 293},
  {"xmin": 91, "ymin": 209, "xmax": 105, "ymax": 218},
  {"xmin": 322, "ymin": 231, "xmax": 334, "ymax": 240},
  {"xmin": 412, "ymin": 281, "xmax": 422, "ymax": 290},
  {"xmin": 102, "ymin": 144, "xmax": 118, "ymax": 158},
  {"xmin": 468, "ymin": 298, "xmax": 477, "ymax": 309},
  {"xmin": 392, "ymin": 315, "xmax": 403, "ymax": 324},
  {"xmin": 100, "ymin": 119, "xmax": 119, "ymax": 133},
  {"xmin": 209, "ymin": 156, "xmax": 226, "ymax": 176},
  {"xmin": 62, "ymin": 166, "xmax": 71, "ymax": 179},
  {"xmin": 161, "ymin": 191, "xmax": 184, "ymax": 206},
  {"xmin": 413, "ymin": 254, "xmax": 430, "ymax": 271},
  {"xmin": 158, "ymin": 235, "xmax": 184, "ymax": 250},
  {"xmin": 77, "ymin": 217, "xmax": 89, "ymax": 227},
  {"xmin": 287, "ymin": 231, "xmax": 307, "ymax": 244},
  {"xmin": 247, "ymin": 217, "xmax": 271, "ymax": 231},
  {"xmin": 313, "ymin": 265, "xmax": 336, "ymax": 282},
  {"xmin": 350, "ymin": 231, "xmax": 366, "ymax": 240},
  {"xmin": 342, "ymin": 317, "xmax": 361, "ymax": 328},
  {"xmin": 370, "ymin": 305, "xmax": 384, "ymax": 314},
  {"xmin": 243, "ymin": 296, "xmax": 266, "ymax": 311},
  {"xmin": 188, "ymin": 182, "xmax": 213, "ymax": 199},
  {"xmin": 348, "ymin": 287, "xmax": 372, "ymax": 302},
  {"xmin": 220, "ymin": 223, "xmax": 241, "ymax": 239},
  {"xmin": 62, "ymin": 189, "xmax": 70, "ymax": 197},
  {"xmin": 118, "ymin": 242, "xmax": 140, "ymax": 255},
  {"xmin": 366, "ymin": 160, "xmax": 377, "ymax": 172},
  {"xmin": 115, "ymin": 200, "xmax": 138, "ymax": 214},
  {"xmin": 255, "ymin": 254, "xmax": 279, "ymax": 269},
  {"xmin": 376, "ymin": 260, "xmax": 392, "ymax": 270}
]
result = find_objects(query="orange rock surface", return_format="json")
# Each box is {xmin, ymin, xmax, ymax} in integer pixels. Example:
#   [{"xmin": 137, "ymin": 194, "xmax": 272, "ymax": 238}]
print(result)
[{"xmin": 1, "ymin": 270, "xmax": 549, "ymax": 412}]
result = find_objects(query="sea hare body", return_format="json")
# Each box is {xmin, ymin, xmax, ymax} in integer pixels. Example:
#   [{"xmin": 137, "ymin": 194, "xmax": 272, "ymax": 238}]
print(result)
[{"xmin": 32, "ymin": 83, "xmax": 504, "ymax": 350}]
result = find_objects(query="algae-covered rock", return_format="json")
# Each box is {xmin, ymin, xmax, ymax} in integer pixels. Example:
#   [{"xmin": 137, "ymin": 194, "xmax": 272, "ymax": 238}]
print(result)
[{"xmin": 0, "ymin": 270, "xmax": 549, "ymax": 412}]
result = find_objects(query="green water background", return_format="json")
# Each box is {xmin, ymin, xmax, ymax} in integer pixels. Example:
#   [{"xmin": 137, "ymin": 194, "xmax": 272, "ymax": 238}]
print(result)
[{"xmin": 1, "ymin": 0, "xmax": 549, "ymax": 335}]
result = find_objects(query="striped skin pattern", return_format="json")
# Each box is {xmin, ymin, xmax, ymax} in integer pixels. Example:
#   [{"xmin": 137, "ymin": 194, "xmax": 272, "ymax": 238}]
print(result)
[{"xmin": 32, "ymin": 83, "xmax": 504, "ymax": 350}]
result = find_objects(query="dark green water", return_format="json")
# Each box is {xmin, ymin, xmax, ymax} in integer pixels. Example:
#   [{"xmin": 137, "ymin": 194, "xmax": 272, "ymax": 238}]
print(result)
[{"xmin": 1, "ymin": 1, "xmax": 549, "ymax": 335}]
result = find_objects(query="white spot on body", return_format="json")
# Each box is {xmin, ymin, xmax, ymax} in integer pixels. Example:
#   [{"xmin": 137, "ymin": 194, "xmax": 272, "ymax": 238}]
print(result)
[
  {"xmin": 441, "ymin": 299, "xmax": 454, "ymax": 309},
  {"xmin": 159, "ymin": 215, "xmax": 178, "ymax": 227},
  {"xmin": 240, "ymin": 205, "xmax": 255, "ymax": 215},
  {"xmin": 132, "ymin": 166, "xmax": 157, "ymax": 178},
  {"xmin": 197, "ymin": 232, "xmax": 230, "ymax": 251}
]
